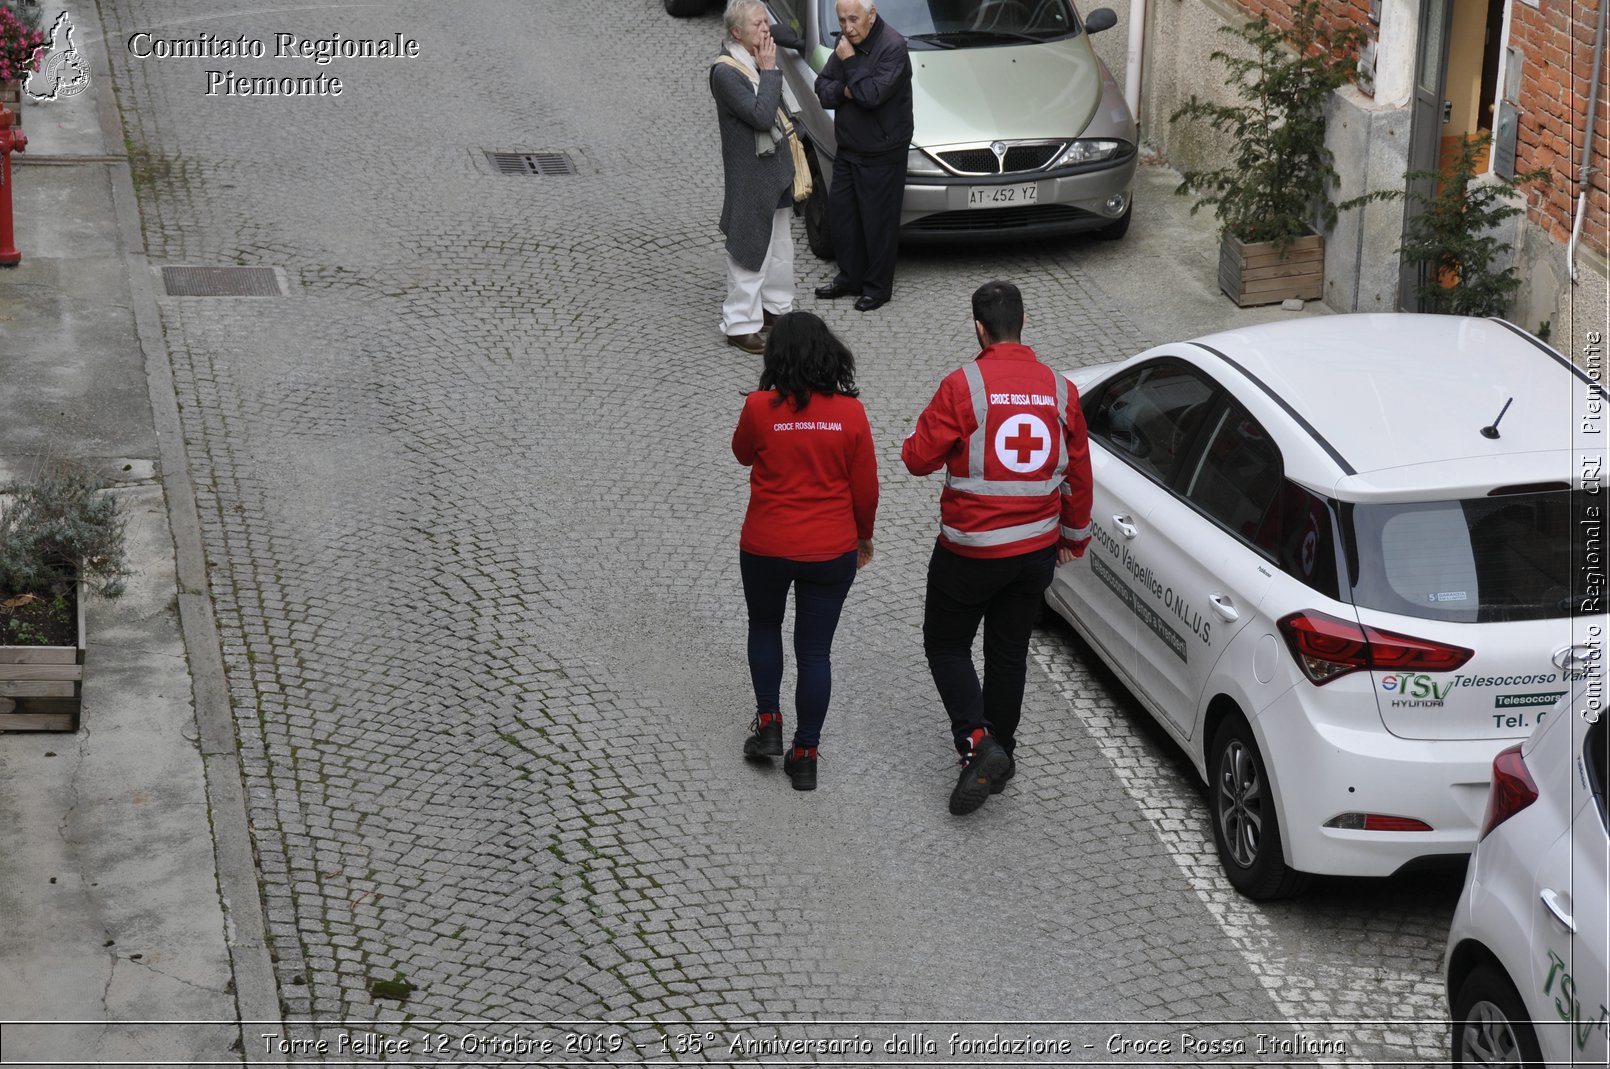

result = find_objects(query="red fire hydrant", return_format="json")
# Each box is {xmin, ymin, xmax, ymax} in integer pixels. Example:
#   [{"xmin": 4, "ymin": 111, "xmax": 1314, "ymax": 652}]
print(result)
[{"xmin": 0, "ymin": 104, "xmax": 26, "ymax": 267}]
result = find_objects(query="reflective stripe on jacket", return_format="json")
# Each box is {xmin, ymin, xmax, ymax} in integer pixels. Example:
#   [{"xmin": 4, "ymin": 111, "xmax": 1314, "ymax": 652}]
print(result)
[{"xmin": 902, "ymin": 343, "xmax": 1093, "ymax": 559}]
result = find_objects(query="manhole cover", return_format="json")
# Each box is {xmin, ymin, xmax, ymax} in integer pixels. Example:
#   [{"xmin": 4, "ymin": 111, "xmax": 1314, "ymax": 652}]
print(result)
[
  {"xmin": 485, "ymin": 151, "xmax": 577, "ymax": 176},
  {"xmin": 161, "ymin": 266, "xmax": 282, "ymax": 297}
]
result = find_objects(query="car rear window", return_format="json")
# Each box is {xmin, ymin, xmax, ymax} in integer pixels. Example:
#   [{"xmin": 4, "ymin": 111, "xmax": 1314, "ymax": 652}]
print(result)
[
  {"xmin": 1589, "ymin": 715, "xmax": 1606, "ymax": 833},
  {"xmin": 1344, "ymin": 490, "xmax": 1599, "ymax": 622}
]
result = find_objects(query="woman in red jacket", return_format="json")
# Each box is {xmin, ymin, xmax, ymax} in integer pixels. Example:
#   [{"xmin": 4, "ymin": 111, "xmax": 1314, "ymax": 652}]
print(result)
[{"xmin": 732, "ymin": 312, "xmax": 878, "ymax": 791}]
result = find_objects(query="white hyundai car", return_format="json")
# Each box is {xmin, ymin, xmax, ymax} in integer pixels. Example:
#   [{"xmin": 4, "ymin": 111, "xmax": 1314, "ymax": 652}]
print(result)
[
  {"xmin": 1445, "ymin": 685, "xmax": 1606, "ymax": 1067},
  {"xmin": 1045, "ymin": 315, "xmax": 1604, "ymax": 898}
]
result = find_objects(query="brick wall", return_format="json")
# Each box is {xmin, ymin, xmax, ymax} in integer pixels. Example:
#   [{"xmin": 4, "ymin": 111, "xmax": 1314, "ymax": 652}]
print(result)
[
  {"xmin": 1234, "ymin": 0, "xmax": 1372, "ymax": 40},
  {"xmin": 1508, "ymin": 2, "xmax": 1609, "ymax": 255}
]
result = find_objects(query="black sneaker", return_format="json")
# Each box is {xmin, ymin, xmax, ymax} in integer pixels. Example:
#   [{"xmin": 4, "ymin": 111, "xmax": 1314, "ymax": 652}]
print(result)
[
  {"xmin": 743, "ymin": 713, "xmax": 783, "ymax": 758},
  {"xmin": 990, "ymin": 754, "xmax": 1016, "ymax": 795},
  {"xmin": 949, "ymin": 735, "xmax": 1010, "ymax": 815},
  {"xmin": 783, "ymin": 746, "xmax": 818, "ymax": 791}
]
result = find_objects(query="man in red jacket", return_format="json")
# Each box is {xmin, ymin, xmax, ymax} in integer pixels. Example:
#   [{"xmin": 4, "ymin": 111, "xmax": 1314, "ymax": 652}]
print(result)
[{"xmin": 902, "ymin": 281, "xmax": 1093, "ymax": 815}]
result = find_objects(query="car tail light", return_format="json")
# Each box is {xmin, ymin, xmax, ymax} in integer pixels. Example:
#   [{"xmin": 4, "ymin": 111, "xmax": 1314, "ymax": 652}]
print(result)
[
  {"xmin": 1324, "ymin": 813, "xmax": 1435, "ymax": 832},
  {"xmin": 1479, "ymin": 744, "xmax": 1538, "ymax": 840},
  {"xmin": 1277, "ymin": 610, "xmax": 1474, "ymax": 685}
]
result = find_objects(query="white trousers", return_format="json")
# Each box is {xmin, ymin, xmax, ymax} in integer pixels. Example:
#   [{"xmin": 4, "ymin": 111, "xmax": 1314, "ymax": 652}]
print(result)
[{"xmin": 722, "ymin": 208, "xmax": 795, "ymax": 336}]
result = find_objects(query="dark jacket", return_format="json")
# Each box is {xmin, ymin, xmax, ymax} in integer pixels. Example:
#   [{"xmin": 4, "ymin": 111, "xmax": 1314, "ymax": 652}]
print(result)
[
  {"xmin": 813, "ymin": 16, "xmax": 913, "ymax": 158},
  {"xmin": 710, "ymin": 53, "xmax": 795, "ymax": 271}
]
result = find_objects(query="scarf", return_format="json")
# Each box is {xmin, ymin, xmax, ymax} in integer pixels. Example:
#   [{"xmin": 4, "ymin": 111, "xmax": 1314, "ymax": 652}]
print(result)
[{"xmin": 722, "ymin": 42, "xmax": 784, "ymax": 158}]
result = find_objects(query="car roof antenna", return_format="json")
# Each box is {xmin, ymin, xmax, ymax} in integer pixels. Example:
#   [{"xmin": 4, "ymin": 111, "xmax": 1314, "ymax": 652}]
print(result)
[{"xmin": 1480, "ymin": 397, "xmax": 1514, "ymax": 440}]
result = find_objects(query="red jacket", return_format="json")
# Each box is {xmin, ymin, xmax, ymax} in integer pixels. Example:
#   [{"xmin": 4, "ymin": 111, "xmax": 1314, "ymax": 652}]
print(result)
[
  {"xmin": 902, "ymin": 343, "xmax": 1093, "ymax": 559},
  {"xmin": 733, "ymin": 391, "xmax": 879, "ymax": 560}
]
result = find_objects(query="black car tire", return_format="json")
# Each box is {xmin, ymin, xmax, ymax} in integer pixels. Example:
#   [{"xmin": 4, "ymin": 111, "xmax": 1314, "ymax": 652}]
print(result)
[
  {"xmin": 1093, "ymin": 199, "xmax": 1132, "ymax": 240},
  {"xmin": 804, "ymin": 148, "xmax": 834, "ymax": 260},
  {"xmin": 1208, "ymin": 714, "xmax": 1309, "ymax": 900},
  {"xmin": 663, "ymin": 0, "xmax": 707, "ymax": 15},
  {"xmin": 1451, "ymin": 965, "xmax": 1544, "ymax": 1067}
]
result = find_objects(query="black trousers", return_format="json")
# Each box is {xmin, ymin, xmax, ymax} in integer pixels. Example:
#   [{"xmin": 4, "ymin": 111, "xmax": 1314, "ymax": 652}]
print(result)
[
  {"xmin": 922, "ymin": 542, "xmax": 1056, "ymax": 757},
  {"xmin": 828, "ymin": 148, "xmax": 904, "ymax": 301}
]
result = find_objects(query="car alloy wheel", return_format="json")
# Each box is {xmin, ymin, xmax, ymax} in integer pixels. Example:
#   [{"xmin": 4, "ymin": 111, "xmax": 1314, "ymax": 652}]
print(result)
[
  {"xmin": 1207, "ymin": 714, "xmax": 1308, "ymax": 899},
  {"xmin": 1452, "ymin": 966, "xmax": 1543, "ymax": 1067},
  {"xmin": 1216, "ymin": 736, "xmax": 1262, "ymax": 868}
]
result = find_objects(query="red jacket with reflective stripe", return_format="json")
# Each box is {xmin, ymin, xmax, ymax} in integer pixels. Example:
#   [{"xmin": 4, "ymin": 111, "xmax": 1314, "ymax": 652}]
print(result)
[
  {"xmin": 902, "ymin": 343, "xmax": 1093, "ymax": 559},
  {"xmin": 733, "ymin": 390, "xmax": 879, "ymax": 560}
]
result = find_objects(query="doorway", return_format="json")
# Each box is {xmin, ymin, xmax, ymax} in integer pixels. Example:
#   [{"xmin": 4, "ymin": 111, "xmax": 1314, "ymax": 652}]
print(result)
[{"xmin": 1401, "ymin": 0, "xmax": 1507, "ymax": 309}]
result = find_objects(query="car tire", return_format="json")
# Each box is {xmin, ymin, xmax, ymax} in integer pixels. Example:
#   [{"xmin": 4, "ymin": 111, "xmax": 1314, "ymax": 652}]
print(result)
[
  {"xmin": 1093, "ymin": 199, "xmax": 1132, "ymax": 241},
  {"xmin": 1451, "ymin": 964, "xmax": 1544, "ymax": 1067},
  {"xmin": 804, "ymin": 148, "xmax": 835, "ymax": 260},
  {"xmin": 663, "ymin": 0, "xmax": 706, "ymax": 15},
  {"xmin": 1208, "ymin": 714, "xmax": 1309, "ymax": 900}
]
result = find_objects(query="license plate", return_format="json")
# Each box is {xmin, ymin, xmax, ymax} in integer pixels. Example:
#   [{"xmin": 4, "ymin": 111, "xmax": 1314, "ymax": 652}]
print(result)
[{"xmin": 968, "ymin": 183, "xmax": 1038, "ymax": 208}]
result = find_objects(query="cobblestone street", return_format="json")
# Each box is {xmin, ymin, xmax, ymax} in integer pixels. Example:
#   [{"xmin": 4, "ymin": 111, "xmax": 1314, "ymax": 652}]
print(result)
[{"xmin": 96, "ymin": 0, "xmax": 1461, "ymax": 1060}]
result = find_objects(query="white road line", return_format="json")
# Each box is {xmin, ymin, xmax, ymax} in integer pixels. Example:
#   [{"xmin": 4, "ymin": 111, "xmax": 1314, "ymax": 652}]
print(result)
[{"xmin": 1031, "ymin": 629, "xmax": 1447, "ymax": 1065}]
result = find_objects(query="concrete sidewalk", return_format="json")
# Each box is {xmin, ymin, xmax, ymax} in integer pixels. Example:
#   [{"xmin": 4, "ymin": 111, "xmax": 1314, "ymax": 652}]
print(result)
[{"xmin": 0, "ymin": 10, "xmax": 274, "ymax": 1063}]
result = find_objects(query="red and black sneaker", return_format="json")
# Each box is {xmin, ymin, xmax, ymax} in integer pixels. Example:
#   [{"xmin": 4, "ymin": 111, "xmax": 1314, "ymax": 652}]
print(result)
[
  {"xmin": 743, "ymin": 712, "xmax": 784, "ymax": 758},
  {"xmin": 990, "ymin": 753, "xmax": 1016, "ymax": 795},
  {"xmin": 949, "ymin": 730, "xmax": 1010, "ymax": 815},
  {"xmin": 782, "ymin": 745, "xmax": 818, "ymax": 791}
]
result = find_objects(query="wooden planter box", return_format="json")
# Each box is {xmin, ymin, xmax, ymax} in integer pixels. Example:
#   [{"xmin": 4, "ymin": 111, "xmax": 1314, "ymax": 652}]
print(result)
[
  {"xmin": 0, "ymin": 584, "xmax": 85, "ymax": 732},
  {"xmin": 1219, "ymin": 232, "xmax": 1323, "ymax": 307},
  {"xmin": 0, "ymin": 78, "xmax": 21, "ymax": 129}
]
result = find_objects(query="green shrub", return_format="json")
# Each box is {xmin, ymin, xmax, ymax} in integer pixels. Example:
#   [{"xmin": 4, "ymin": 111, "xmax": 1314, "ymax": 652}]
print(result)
[
  {"xmin": 0, "ymin": 464, "xmax": 132, "ymax": 601},
  {"xmin": 1170, "ymin": 2, "xmax": 1364, "ymax": 252}
]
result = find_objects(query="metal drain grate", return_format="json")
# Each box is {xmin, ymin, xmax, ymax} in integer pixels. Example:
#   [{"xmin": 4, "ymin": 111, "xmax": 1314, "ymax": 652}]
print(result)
[
  {"xmin": 486, "ymin": 151, "xmax": 577, "ymax": 176},
  {"xmin": 161, "ymin": 266, "xmax": 282, "ymax": 297}
]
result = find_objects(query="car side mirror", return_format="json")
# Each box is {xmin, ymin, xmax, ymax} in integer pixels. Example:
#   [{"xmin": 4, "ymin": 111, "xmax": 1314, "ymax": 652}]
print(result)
[
  {"xmin": 1085, "ymin": 8, "xmax": 1118, "ymax": 33},
  {"xmin": 771, "ymin": 23, "xmax": 806, "ymax": 51}
]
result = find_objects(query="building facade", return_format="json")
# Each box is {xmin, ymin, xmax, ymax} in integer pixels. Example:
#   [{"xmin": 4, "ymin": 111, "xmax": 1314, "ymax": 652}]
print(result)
[{"xmin": 1110, "ymin": 0, "xmax": 1607, "ymax": 340}]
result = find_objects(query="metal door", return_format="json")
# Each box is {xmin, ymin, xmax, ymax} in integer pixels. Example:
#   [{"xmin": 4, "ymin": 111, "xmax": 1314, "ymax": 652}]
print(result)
[{"xmin": 1400, "ymin": 0, "xmax": 1456, "ymax": 310}]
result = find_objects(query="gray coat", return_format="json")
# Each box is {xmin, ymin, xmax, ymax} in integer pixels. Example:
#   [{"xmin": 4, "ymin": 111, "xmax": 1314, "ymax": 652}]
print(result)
[{"xmin": 710, "ymin": 55, "xmax": 794, "ymax": 271}]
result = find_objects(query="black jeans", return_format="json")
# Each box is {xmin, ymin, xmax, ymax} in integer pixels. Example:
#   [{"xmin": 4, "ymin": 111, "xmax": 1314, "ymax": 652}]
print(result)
[
  {"xmin": 828, "ymin": 148, "xmax": 904, "ymax": 301},
  {"xmin": 740, "ymin": 550, "xmax": 857, "ymax": 749},
  {"xmin": 922, "ymin": 542, "xmax": 1056, "ymax": 756}
]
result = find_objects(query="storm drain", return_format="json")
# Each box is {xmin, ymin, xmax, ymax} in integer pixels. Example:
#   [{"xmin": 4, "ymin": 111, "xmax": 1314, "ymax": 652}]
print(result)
[
  {"xmin": 485, "ymin": 151, "xmax": 577, "ymax": 176},
  {"xmin": 161, "ymin": 266, "xmax": 282, "ymax": 297}
]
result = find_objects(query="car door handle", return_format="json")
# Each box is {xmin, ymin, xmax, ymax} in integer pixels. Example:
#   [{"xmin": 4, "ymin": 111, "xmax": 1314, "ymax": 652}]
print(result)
[
  {"xmin": 1541, "ymin": 888, "xmax": 1576, "ymax": 933},
  {"xmin": 1113, "ymin": 514, "xmax": 1138, "ymax": 539},
  {"xmin": 1209, "ymin": 593, "xmax": 1239, "ymax": 621}
]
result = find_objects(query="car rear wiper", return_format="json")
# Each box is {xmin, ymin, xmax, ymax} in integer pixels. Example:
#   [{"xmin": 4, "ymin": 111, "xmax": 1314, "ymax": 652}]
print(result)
[{"xmin": 904, "ymin": 33, "xmax": 959, "ymax": 49}]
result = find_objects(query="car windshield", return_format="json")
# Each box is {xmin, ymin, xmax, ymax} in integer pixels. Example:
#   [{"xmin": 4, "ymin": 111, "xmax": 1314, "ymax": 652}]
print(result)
[
  {"xmin": 1344, "ymin": 490, "xmax": 1600, "ymax": 623},
  {"xmin": 819, "ymin": 0, "xmax": 1080, "ymax": 46}
]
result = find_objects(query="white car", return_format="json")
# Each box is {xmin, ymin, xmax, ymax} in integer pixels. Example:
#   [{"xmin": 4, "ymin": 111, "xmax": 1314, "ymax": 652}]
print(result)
[
  {"xmin": 1445, "ymin": 686, "xmax": 1607, "ymax": 1067},
  {"xmin": 1044, "ymin": 314, "xmax": 1605, "ymax": 898}
]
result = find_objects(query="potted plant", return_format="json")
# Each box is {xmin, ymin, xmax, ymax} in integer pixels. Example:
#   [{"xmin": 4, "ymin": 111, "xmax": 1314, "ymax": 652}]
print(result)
[
  {"xmin": 0, "ymin": 464, "xmax": 131, "ymax": 732},
  {"xmin": 1363, "ymin": 133, "xmax": 1550, "ymax": 316},
  {"xmin": 0, "ymin": 2, "xmax": 44, "ymax": 127},
  {"xmin": 1170, "ymin": 2, "xmax": 1363, "ymax": 307}
]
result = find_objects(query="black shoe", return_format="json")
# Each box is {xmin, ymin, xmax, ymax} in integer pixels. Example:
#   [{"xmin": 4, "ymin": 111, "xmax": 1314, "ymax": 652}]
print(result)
[
  {"xmin": 853, "ymin": 295, "xmax": 888, "ymax": 312},
  {"xmin": 743, "ymin": 713, "xmax": 783, "ymax": 758},
  {"xmin": 949, "ymin": 735, "xmax": 1010, "ymax": 815},
  {"xmin": 783, "ymin": 746, "xmax": 818, "ymax": 791},
  {"xmin": 990, "ymin": 754, "xmax": 1016, "ymax": 795},
  {"xmin": 814, "ymin": 280, "xmax": 858, "ymax": 299}
]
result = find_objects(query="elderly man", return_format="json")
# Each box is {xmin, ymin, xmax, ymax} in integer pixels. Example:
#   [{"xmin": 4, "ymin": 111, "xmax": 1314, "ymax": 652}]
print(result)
[
  {"xmin": 711, "ymin": 0, "xmax": 797, "ymax": 354},
  {"xmin": 812, "ymin": 0, "xmax": 913, "ymax": 312}
]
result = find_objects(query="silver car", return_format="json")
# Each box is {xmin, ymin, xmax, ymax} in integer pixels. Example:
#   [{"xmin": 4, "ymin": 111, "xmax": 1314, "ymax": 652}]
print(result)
[{"xmin": 677, "ymin": 0, "xmax": 1138, "ymax": 254}]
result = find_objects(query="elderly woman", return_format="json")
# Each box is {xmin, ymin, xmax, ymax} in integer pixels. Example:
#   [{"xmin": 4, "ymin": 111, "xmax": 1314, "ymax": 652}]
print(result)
[{"xmin": 711, "ymin": 0, "xmax": 796, "ymax": 355}]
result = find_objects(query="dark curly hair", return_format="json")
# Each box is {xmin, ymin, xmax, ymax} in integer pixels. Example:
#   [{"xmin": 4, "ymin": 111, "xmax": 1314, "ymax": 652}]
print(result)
[{"xmin": 758, "ymin": 311, "xmax": 859, "ymax": 410}]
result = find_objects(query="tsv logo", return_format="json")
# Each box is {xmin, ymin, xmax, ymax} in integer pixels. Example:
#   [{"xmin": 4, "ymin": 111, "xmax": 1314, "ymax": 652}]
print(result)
[{"xmin": 1380, "ymin": 673, "xmax": 1453, "ymax": 701}]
